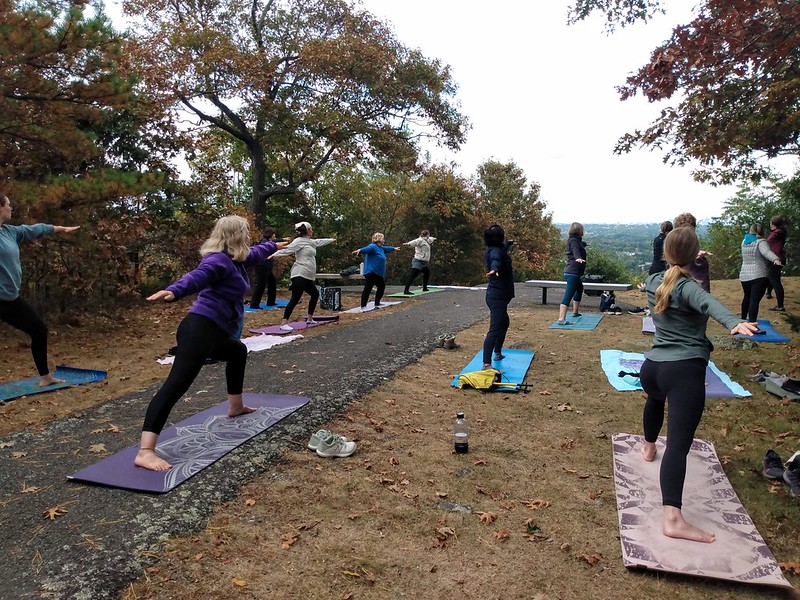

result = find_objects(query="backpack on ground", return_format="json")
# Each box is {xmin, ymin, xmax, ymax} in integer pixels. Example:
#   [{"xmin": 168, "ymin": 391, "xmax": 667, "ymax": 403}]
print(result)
[{"xmin": 599, "ymin": 290, "xmax": 616, "ymax": 312}]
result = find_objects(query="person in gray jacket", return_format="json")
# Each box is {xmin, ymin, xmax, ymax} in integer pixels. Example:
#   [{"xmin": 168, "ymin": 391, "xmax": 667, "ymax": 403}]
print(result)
[
  {"xmin": 269, "ymin": 221, "xmax": 335, "ymax": 330},
  {"xmin": 739, "ymin": 224, "xmax": 782, "ymax": 323},
  {"xmin": 402, "ymin": 230, "xmax": 436, "ymax": 294},
  {"xmin": 642, "ymin": 227, "xmax": 757, "ymax": 543}
]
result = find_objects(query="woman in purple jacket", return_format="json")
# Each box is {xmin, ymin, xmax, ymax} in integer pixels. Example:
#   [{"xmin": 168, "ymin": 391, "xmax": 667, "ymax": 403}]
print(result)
[{"xmin": 136, "ymin": 216, "xmax": 280, "ymax": 471}]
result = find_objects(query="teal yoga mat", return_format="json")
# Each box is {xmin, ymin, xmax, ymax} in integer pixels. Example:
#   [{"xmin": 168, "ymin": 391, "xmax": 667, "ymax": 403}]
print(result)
[
  {"xmin": 450, "ymin": 348, "xmax": 534, "ymax": 392},
  {"xmin": 244, "ymin": 299, "xmax": 289, "ymax": 313},
  {"xmin": 0, "ymin": 365, "xmax": 107, "ymax": 402},
  {"xmin": 548, "ymin": 313, "xmax": 604, "ymax": 330},
  {"xmin": 387, "ymin": 288, "xmax": 443, "ymax": 298}
]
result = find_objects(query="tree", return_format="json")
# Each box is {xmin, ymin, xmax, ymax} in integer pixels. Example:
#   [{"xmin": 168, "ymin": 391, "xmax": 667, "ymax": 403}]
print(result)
[
  {"xmin": 472, "ymin": 160, "xmax": 562, "ymax": 279},
  {"xmin": 124, "ymin": 0, "xmax": 469, "ymax": 224},
  {"xmin": 569, "ymin": 0, "xmax": 800, "ymax": 184}
]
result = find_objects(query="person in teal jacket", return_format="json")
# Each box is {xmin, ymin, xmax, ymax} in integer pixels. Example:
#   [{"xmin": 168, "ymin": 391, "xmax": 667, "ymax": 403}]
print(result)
[
  {"xmin": 352, "ymin": 232, "xmax": 397, "ymax": 310},
  {"xmin": 0, "ymin": 194, "xmax": 80, "ymax": 386}
]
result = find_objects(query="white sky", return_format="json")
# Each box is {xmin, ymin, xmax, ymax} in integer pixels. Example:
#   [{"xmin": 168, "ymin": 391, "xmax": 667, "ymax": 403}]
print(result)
[{"xmin": 359, "ymin": 0, "xmax": 797, "ymax": 223}]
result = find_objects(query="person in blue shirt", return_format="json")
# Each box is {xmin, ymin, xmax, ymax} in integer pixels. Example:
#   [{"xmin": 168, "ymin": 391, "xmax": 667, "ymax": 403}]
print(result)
[
  {"xmin": 482, "ymin": 224, "xmax": 514, "ymax": 369},
  {"xmin": 352, "ymin": 232, "xmax": 397, "ymax": 311},
  {"xmin": 0, "ymin": 194, "xmax": 80, "ymax": 386}
]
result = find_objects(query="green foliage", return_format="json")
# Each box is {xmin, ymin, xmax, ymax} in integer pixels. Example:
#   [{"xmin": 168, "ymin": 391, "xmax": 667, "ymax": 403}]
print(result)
[{"xmin": 583, "ymin": 248, "xmax": 634, "ymax": 284}]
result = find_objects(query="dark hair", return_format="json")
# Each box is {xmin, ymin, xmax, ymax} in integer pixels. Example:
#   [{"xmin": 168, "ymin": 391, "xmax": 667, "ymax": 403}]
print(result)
[
  {"xmin": 0, "ymin": 195, "xmax": 7, "ymax": 207},
  {"xmin": 749, "ymin": 223, "xmax": 764, "ymax": 237},
  {"xmin": 483, "ymin": 224, "xmax": 505, "ymax": 247},
  {"xmin": 262, "ymin": 226, "xmax": 276, "ymax": 239},
  {"xmin": 771, "ymin": 215, "xmax": 785, "ymax": 228},
  {"xmin": 660, "ymin": 220, "xmax": 673, "ymax": 234},
  {"xmin": 295, "ymin": 223, "xmax": 308, "ymax": 237},
  {"xmin": 568, "ymin": 222, "xmax": 584, "ymax": 236},
  {"xmin": 420, "ymin": 229, "xmax": 430, "ymax": 237}
]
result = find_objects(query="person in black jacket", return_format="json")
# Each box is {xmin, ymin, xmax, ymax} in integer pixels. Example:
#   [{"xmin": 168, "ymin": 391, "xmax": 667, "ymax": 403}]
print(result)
[
  {"xmin": 648, "ymin": 220, "xmax": 673, "ymax": 275},
  {"xmin": 482, "ymin": 224, "xmax": 514, "ymax": 370},
  {"xmin": 249, "ymin": 227, "xmax": 280, "ymax": 309},
  {"xmin": 557, "ymin": 222, "xmax": 586, "ymax": 325}
]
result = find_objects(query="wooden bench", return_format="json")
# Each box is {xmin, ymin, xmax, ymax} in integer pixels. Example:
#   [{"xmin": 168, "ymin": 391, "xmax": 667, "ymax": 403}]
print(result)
[
  {"xmin": 524, "ymin": 279, "xmax": 632, "ymax": 305},
  {"xmin": 316, "ymin": 273, "xmax": 365, "ymax": 286}
]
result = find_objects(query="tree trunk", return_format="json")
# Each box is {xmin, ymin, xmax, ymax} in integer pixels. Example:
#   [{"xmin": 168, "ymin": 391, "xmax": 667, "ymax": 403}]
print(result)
[{"xmin": 249, "ymin": 143, "xmax": 267, "ymax": 225}]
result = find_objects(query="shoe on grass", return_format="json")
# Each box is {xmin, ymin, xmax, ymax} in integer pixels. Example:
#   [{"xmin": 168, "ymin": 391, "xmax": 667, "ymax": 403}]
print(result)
[
  {"xmin": 316, "ymin": 434, "xmax": 357, "ymax": 458},
  {"xmin": 783, "ymin": 457, "xmax": 800, "ymax": 498},
  {"xmin": 307, "ymin": 429, "xmax": 332, "ymax": 451},
  {"xmin": 762, "ymin": 449, "xmax": 785, "ymax": 480},
  {"xmin": 627, "ymin": 307, "xmax": 646, "ymax": 314}
]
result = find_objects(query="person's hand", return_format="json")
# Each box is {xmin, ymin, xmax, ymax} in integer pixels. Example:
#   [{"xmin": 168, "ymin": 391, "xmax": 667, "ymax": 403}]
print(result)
[
  {"xmin": 774, "ymin": 259, "xmax": 783, "ymax": 266},
  {"xmin": 731, "ymin": 321, "xmax": 758, "ymax": 336},
  {"xmin": 351, "ymin": 249, "xmax": 360, "ymax": 256},
  {"xmin": 147, "ymin": 290, "xmax": 175, "ymax": 302},
  {"xmin": 485, "ymin": 270, "xmax": 497, "ymax": 279},
  {"xmin": 54, "ymin": 225, "xmax": 80, "ymax": 234},
  {"xmin": 275, "ymin": 241, "xmax": 289, "ymax": 249},
  {"xmin": 576, "ymin": 259, "xmax": 586, "ymax": 263},
  {"xmin": 698, "ymin": 250, "xmax": 713, "ymax": 257}
]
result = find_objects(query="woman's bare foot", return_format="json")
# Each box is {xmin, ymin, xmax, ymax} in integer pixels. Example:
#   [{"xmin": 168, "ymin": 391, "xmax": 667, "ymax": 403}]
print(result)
[
  {"xmin": 642, "ymin": 441, "xmax": 657, "ymax": 462},
  {"xmin": 229, "ymin": 404, "xmax": 257, "ymax": 417},
  {"xmin": 663, "ymin": 507, "xmax": 715, "ymax": 543},
  {"xmin": 39, "ymin": 374, "xmax": 64, "ymax": 387},
  {"xmin": 134, "ymin": 448, "xmax": 172, "ymax": 471}
]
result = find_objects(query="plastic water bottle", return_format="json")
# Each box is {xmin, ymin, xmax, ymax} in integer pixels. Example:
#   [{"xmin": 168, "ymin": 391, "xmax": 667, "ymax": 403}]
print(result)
[{"xmin": 453, "ymin": 412, "xmax": 469, "ymax": 454}]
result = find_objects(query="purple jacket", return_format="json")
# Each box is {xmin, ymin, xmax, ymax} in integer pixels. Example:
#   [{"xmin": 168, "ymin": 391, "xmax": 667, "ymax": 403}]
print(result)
[{"xmin": 167, "ymin": 240, "xmax": 278, "ymax": 336}]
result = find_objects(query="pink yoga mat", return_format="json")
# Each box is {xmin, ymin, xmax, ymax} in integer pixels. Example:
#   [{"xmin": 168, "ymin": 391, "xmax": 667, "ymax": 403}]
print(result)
[
  {"xmin": 612, "ymin": 433, "xmax": 793, "ymax": 590},
  {"xmin": 249, "ymin": 316, "xmax": 338, "ymax": 335}
]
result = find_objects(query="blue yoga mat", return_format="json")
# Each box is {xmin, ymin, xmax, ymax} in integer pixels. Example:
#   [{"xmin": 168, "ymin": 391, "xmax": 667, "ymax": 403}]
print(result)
[
  {"xmin": 244, "ymin": 299, "xmax": 289, "ymax": 313},
  {"xmin": 68, "ymin": 393, "xmax": 309, "ymax": 493},
  {"xmin": 0, "ymin": 365, "xmax": 107, "ymax": 402},
  {"xmin": 548, "ymin": 313, "xmax": 604, "ymax": 330},
  {"xmin": 599, "ymin": 350, "xmax": 749, "ymax": 397},
  {"xmin": 735, "ymin": 319, "xmax": 790, "ymax": 343},
  {"xmin": 451, "ymin": 348, "xmax": 534, "ymax": 392}
]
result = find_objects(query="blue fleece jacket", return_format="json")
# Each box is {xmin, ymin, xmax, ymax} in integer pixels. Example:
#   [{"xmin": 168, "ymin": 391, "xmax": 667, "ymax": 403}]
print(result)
[
  {"xmin": 166, "ymin": 240, "xmax": 278, "ymax": 336},
  {"xmin": 358, "ymin": 243, "xmax": 396, "ymax": 277},
  {"xmin": 0, "ymin": 223, "xmax": 54, "ymax": 301}
]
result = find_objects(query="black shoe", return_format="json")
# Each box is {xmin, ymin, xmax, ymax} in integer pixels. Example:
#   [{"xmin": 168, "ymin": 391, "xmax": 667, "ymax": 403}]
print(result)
[
  {"xmin": 627, "ymin": 307, "xmax": 646, "ymax": 314},
  {"xmin": 572, "ymin": 312, "xmax": 582, "ymax": 317},
  {"xmin": 766, "ymin": 293, "xmax": 773, "ymax": 299},
  {"xmin": 769, "ymin": 306, "xmax": 785, "ymax": 312},
  {"xmin": 762, "ymin": 449, "xmax": 785, "ymax": 480},
  {"xmin": 784, "ymin": 458, "xmax": 800, "ymax": 498},
  {"xmin": 402, "ymin": 290, "xmax": 413, "ymax": 295},
  {"xmin": 493, "ymin": 352, "xmax": 505, "ymax": 361},
  {"xmin": 422, "ymin": 287, "xmax": 429, "ymax": 291}
]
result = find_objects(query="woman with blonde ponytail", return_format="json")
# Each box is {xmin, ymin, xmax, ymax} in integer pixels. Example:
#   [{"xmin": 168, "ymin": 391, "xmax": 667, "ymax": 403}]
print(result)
[{"xmin": 640, "ymin": 227, "xmax": 758, "ymax": 543}]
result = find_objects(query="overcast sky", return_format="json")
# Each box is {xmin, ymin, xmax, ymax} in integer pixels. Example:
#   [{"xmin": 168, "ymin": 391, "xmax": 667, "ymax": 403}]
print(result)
[{"xmin": 358, "ymin": 0, "xmax": 795, "ymax": 224}]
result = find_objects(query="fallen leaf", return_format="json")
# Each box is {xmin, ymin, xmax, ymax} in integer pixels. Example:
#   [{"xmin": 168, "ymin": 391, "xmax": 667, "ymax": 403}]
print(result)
[
  {"xmin": 476, "ymin": 511, "xmax": 497, "ymax": 524},
  {"xmin": 231, "ymin": 578, "xmax": 247, "ymax": 587},
  {"xmin": 576, "ymin": 553, "xmax": 602, "ymax": 566},
  {"xmin": 436, "ymin": 491, "xmax": 447, "ymax": 498},
  {"xmin": 435, "ymin": 526, "xmax": 455, "ymax": 540},
  {"xmin": 388, "ymin": 456, "xmax": 399, "ymax": 465},
  {"xmin": 107, "ymin": 424, "xmax": 121, "ymax": 433},
  {"xmin": 525, "ymin": 519, "xmax": 541, "ymax": 534},
  {"xmin": 733, "ymin": 444, "xmax": 745, "ymax": 452},
  {"xmin": 245, "ymin": 498, "xmax": 256, "ymax": 506},
  {"xmin": 525, "ymin": 499, "xmax": 551, "ymax": 510},
  {"xmin": 492, "ymin": 529, "xmax": 510, "ymax": 541},
  {"xmin": 89, "ymin": 444, "xmax": 107, "ymax": 454},
  {"xmin": 539, "ymin": 390, "xmax": 552, "ymax": 396},
  {"xmin": 557, "ymin": 403, "xmax": 573, "ymax": 412},
  {"xmin": 43, "ymin": 506, "xmax": 68, "ymax": 520},
  {"xmin": 0, "ymin": 441, "xmax": 15, "ymax": 449},
  {"xmin": 473, "ymin": 459, "xmax": 487, "ymax": 466},
  {"xmin": 193, "ymin": 553, "xmax": 203, "ymax": 561},
  {"xmin": 21, "ymin": 484, "xmax": 40, "ymax": 493},
  {"xmin": 779, "ymin": 561, "xmax": 800, "ymax": 575},
  {"xmin": 588, "ymin": 490, "xmax": 603, "ymax": 500},
  {"xmin": 280, "ymin": 531, "xmax": 299, "ymax": 550},
  {"xmin": 11, "ymin": 452, "xmax": 27, "ymax": 459},
  {"xmin": 341, "ymin": 570, "xmax": 361, "ymax": 578}
]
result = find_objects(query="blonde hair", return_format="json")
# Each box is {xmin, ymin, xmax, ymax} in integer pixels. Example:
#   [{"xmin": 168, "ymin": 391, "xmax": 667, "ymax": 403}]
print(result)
[
  {"xmin": 749, "ymin": 223, "xmax": 763, "ymax": 236},
  {"xmin": 200, "ymin": 216, "xmax": 251, "ymax": 262},
  {"xmin": 673, "ymin": 213, "xmax": 697, "ymax": 229},
  {"xmin": 568, "ymin": 222, "xmax": 584, "ymax": 236},
  {"xmin": 654, "ymin": 227, "xmax": 700, "ymax": 313},
  {"xmin": 372, "ymin": 232, "xmax": 385, "ymax": 243}
]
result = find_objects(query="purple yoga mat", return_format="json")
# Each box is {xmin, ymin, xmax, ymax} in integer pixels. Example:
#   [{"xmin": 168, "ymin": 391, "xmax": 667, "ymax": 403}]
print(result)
[
  {"xmin": 249, "ymin": 316, "xmax": 338, "ymax": 335},
  {"xmin": 68, "ymin": 393, "xmax": 309, "ymax": 493}
]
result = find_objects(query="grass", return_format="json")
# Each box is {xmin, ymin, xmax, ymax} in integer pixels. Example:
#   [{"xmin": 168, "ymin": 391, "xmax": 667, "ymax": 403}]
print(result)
[{"xmin": 122, "ymin": 279, "xmax": 799, "ymax": 600}]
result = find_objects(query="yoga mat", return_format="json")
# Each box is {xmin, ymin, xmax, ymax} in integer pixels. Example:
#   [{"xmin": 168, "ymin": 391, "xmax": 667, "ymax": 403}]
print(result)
[
  {"xmin": 735, "ymin": 319, "xmax": 790, "ymax": 343},
  {"xmin": 612, "ymin": 433, "xmax": 793, "ymax": 590},
  {"xmin": 244, "ymin": 299, "xmax": 289, "ymax": 313},
  {"xmin": 0, "ymin": 366, "xmax": 107, "ymax": 402},
  {"xmin": 548, "ymin": 313, "xmax": 604, "ymax": 330},
  {"xmin": 386, "ymin": 288, "xmax": 443, "ymax": 298},
  {"xmin": 343, "ymin": 300, "xmax": 402, "ymax": 314},
  {"xmin": 68, "ymin": 393, "xmax": 309, "ymax": 493},
  {"xmin": 642, "ymin": 316, "xmax": 655, "ymax": 335},
  {"xmin": 242, "ymin": 334, "xmax": 303, "ymax": 352},
  {"xmin": 600, "ymin": 350, "xmax": 750, "ymax": 397},
  {"xmin": 428, "ymin": 285, "xmax": 483, "ymax": 290},
  {"xmin": 450, "ymin": 348, "xmax": 534, "ymax": 392},
  {"xmin": 249, "ymin": 316, "xmax": 339, "ymax": 335}
]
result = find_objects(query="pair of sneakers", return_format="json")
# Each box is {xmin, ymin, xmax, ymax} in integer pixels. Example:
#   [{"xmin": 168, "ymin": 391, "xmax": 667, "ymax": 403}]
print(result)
[
  {"xmin": 604, "ymin": 305, "xmax": 624, "ymax": 315},
  {"xmin": 763, "ymin": 449, "xmax": 800, "ymax": 497},
  {"xmin": 307, "ymin": 429, "xmax": 357, "ymax": 458}
]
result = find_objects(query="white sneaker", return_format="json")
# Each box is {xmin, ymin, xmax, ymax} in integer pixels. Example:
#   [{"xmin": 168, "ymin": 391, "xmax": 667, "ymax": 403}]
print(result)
[
  {"xmin": 305, "ymin": 319, "xmax": 319, "ymax": 325},
  {"xmin": 316, "ymin": 434, "xmax": 357, "ymax": 458},
  {"xmin": 279, "ymin": 324, "xmax": 294, "ymax": 331}
]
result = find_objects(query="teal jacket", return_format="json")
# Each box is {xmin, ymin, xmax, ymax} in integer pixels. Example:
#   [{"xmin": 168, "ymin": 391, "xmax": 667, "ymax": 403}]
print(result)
[{"xmin": 0, "ymin": 223, "xmax": 54, "ymax": 301}]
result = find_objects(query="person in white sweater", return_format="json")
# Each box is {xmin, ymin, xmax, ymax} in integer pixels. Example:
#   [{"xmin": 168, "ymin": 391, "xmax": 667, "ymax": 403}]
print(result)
[
  {"xmin": 739, "ymin": 224, "xmax": 781, "ymax": 323},
  {"xmin": 402, "ymin": 230, "xmax": 436, "ymax": 294},
  {"xmin": 269, "ymin": 222, "xmax": 335, "ymax": 330}
]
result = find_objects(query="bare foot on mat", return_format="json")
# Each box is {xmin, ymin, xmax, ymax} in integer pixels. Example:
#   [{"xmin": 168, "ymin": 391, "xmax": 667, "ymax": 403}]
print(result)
[
  {"xmin": 229, "ymin": 404, "xmax": 257, "ymax": 418},
  {"xmin": 39, "ymin": 374, "xmax": 65, "ymax": 387},
  {"xmin": 663, "ymin": 507, "xmax": 715, "ymax": 543},
  {"xmin": 134, "ymin": 448, "xmax": 172, "ymax": 471},
  {"xmin": 642, "ymin": 441, "xmax": 657, "ymax": 462}
]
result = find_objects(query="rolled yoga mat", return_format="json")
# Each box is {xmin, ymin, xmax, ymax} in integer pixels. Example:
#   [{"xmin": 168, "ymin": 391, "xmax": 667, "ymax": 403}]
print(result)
[
  {"xmin": 68, "ymin": 393, "xmax": 309, "ymax": 493},
  {"xmin": 0, "ymin": 365, "xmax": 107, "ymax": 402},
  {"xmin": 612, "ymin": 432, "xmax": 793, "ymax": 590}
]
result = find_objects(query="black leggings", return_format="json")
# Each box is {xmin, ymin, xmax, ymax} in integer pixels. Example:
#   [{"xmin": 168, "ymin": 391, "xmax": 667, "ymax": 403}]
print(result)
[
  {"xmin": 740, "ymin": 277, "xmax": 768, "ymax": 322},
  {"xmin": 283, "ymin": 276, "xmax": 318, "ymax": 320},
  {"xmin": 0, "ymin": 297, "xmax": 50, "ymax": 375},
  {"xmin": 249, "ymin": 264, "xmax": 276, "ymax": 308},
  {"xmin": 405, "ymin": 266, "xmax": 430, "ymax": 290},
  {"xmin": 640, "ymin": 357, "xmax": 707, "ymax": 509},
  {"xmin": 765, "ymin": 264, "xmax": 784, "ymax": 308},
  {"xmin": 482, "ymin": 296, "xmax": 510, "ymax": 364},
  {"xmin": 361, "ymin": 272, "xmax": 386, "ymax": 307},
  {"xmin": 142, "ymin": 313, "xmax": 247, "ymax": 434}
]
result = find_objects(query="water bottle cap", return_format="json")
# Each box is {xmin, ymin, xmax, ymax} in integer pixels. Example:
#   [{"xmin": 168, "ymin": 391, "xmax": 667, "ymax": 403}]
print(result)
[{"xmin": 456, "ymin": 412, "xmax": 465, "ymax": 419}]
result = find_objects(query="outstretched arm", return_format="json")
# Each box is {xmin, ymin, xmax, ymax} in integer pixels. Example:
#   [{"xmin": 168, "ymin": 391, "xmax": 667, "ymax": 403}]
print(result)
[
  {"xmin": 147, "ymin": 290, "xmax": 175, "ymax": 302},
  {"xmin": 53, "ymin": 226, "xmax": 80, "ymax": 234}
]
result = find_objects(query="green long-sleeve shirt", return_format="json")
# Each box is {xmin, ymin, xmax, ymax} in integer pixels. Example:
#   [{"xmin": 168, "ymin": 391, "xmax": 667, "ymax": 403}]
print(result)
[{"xmin": 645, "ymin": 272, "xmax": 743, "ymax": 362}]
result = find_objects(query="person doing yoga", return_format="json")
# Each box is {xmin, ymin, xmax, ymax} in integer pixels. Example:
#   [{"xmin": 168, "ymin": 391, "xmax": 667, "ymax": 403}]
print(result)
[
  {"xmin": 269, "ymin": 221, "xmax": 335, "ymax": 331},
  {"xmin": 136, "ymin": 216, "xmax": 280, "ymax": 471},
  {"xmin": 352, "ymin": 232, "xmax": 396, "ymax": 310},
  {"xmin": 640, "ymin": 227, "xmax": 757, "ymax": 542},
  {"xmin": 402, "ymin": 230, "xmax": 436, "ymax": 294},
  {"xmin": 482, "ymin": 224, "xmax": 514, "ymax": 370},
  {"xmin": 0, "ymin": 194, "xmax": 80, "ymax": 386},
  {"xmin": 249, "ymin": 226, "xmax": 285, "ymax": 309},
  {"xmin": 557, "ymin": 222, "xmax": 586, "ymax": 325}
]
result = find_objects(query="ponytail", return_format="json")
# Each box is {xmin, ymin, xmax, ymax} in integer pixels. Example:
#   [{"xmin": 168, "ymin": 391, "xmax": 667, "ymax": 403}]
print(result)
[{"xmin": 654, "ymin": 264, "xmax": 692, "ymax": 313}]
